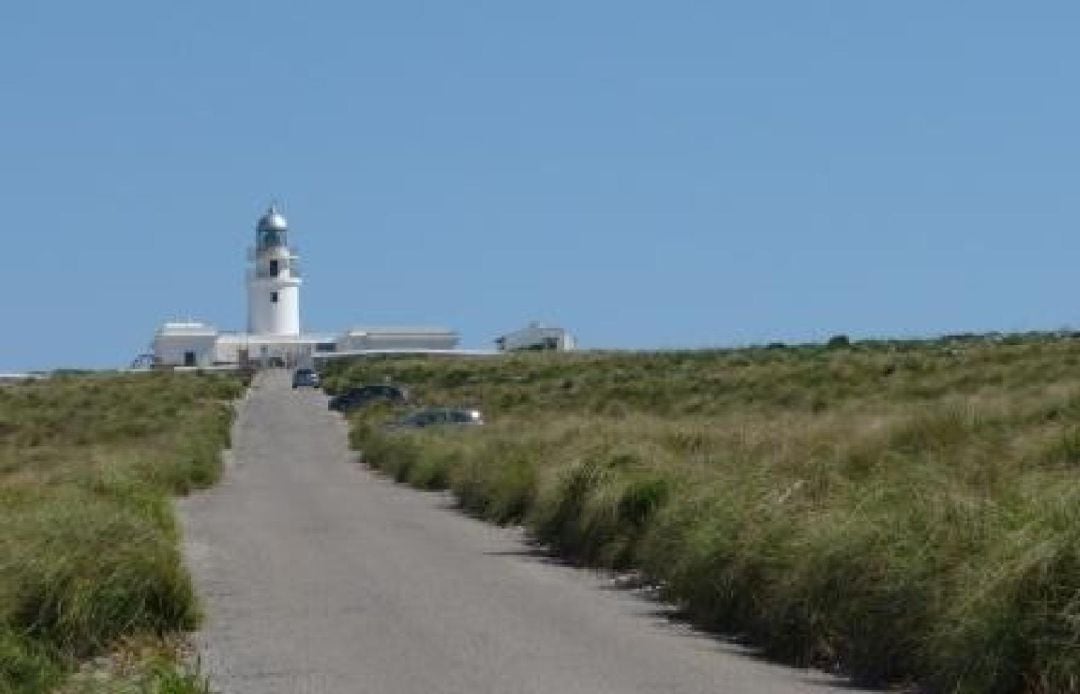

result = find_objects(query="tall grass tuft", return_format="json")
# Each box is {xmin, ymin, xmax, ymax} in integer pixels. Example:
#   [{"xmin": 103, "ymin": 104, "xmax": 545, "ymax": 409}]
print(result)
[
  {"xmin": 330, "ymin": 335, "xmax": 1080, "ymax": 692},
  {"xmin": 0, "ymin": 372, "xmax": 243, "ymax": 692}
]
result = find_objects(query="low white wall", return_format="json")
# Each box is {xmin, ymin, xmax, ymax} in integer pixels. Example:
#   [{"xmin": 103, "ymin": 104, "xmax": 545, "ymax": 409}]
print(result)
[{"xmin": 338, "ymin": 333, "xmax": 459, "ymax": 352}]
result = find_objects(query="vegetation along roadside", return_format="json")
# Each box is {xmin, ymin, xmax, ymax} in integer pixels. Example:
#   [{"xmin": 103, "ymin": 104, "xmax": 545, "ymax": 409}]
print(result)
[
  {"xmin": 0, "ymin": 371, "xmax": 246, "ymax": 693},
  {"xmin": 327, "ymin": 333, "xmax": 1080, "ymax": 694}
]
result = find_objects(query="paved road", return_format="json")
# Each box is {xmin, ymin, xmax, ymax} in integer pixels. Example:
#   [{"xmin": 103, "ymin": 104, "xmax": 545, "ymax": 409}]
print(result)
[{"xmin": 180, "ymin": 370, "xmax": 868, "ymax": 694}]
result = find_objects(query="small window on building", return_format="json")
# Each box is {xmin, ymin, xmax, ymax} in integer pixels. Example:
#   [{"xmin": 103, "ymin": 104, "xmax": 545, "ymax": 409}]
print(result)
[
  {"xmin": 271, "ymin": 291, "xmax": 279, "ymax": 303},
  {"xmin": 183, "ymin": 351, "xmax": 196, "ymax": 367},
  {"xmin": 269, "ymin": 260, "xmax": 279, "ymax": 277},
  {"xmin": 315, "ymin": 342, "xmax": 337, "ymax": 352}
]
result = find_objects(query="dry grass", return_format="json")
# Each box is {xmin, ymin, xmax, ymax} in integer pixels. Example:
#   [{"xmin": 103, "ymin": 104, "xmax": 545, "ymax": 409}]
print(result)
[
  {"xmin": 0, "ymin": 371, "xmax": 244, "ymax": 693},
  {"xmin": 331, "ymin": 335, "xmax": 1080, "ymax": 692}
]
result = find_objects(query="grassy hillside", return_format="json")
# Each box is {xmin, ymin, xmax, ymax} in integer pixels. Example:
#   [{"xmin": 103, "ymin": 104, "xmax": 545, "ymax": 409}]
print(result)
[
  {"xmin": 0, "ymin": 372, "xmax": 244, "ymax": 693},
  {"xmin": 327, "ymin": 335, "xmax": 1080, "ymax": 693}
]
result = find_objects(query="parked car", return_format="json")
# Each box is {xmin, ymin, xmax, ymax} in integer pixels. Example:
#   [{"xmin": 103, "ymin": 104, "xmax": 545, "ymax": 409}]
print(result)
[
  {"xmin": 292, "ymin": 368, "xmax": 320, "ymax": 388},
  {"xmin": 389, "ymin": 407, "xmax": 484, "ymax": 430},
  {"xmin": 328, "ymin": 384, "xmax": 409, "ymax": 412}
]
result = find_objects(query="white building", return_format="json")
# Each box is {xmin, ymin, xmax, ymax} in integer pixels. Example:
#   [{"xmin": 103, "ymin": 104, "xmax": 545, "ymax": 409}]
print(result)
[
  {"xmin": 152, "ymin": 321, "xmax": 220, "ymax": 367},
  {"xmin": 152, "ymin": 206, "xmax": 459, "ymax": 368},
  {"xmin": 495, "ymin": 322, "xmax": 577, "ymax": 352}
]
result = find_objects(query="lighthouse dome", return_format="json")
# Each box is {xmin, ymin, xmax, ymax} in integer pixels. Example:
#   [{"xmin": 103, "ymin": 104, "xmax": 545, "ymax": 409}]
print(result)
[{"xmin": 257, "ymin": 206, "xmax": 288, "ymax": 233}]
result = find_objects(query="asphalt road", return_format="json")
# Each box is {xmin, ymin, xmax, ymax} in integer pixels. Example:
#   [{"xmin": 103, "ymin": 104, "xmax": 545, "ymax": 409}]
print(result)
[{"xmin": 180, "ymin": 370, "xmax": 868, "ymax": 694}]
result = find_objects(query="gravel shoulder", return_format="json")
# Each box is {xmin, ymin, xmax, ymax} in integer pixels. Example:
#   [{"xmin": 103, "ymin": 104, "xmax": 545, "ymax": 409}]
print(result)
[{"xmin": 179, "ymin": 369, "xmax": 869, "ymax": 694}]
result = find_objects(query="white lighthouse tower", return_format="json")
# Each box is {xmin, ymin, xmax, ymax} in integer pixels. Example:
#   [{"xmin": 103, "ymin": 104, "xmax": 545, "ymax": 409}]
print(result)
[
  {"xmin": 247, "ymin": 205, "xmax": 301, "ymax": 335},
  {"xmin": 149, "ymin": 203, "xmax": 463, "ymax": 368}
]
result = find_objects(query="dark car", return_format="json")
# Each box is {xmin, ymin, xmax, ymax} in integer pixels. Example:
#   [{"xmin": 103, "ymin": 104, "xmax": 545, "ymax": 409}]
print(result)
[
  {"xmin": 292, "ymin": 368, "xmax": 320, "ymax": 388},
  {"xmin": 388, "ymin": 407, "xmax": 484, "ymax": 429},
  {"xmin": 328, "ymin": 384, "xmax": 409, "ymax": 412}
]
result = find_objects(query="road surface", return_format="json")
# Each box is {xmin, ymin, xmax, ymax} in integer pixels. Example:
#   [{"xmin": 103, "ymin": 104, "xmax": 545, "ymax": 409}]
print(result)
[{"xmin": 180, "ymin": 370, "xmax": 867, "ymax": 694}]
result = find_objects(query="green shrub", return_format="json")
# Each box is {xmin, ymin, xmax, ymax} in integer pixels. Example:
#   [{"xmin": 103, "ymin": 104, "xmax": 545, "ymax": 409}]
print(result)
[{"xmin": 0, "ymin": 629, "xmax": 61, "ymax": 693}]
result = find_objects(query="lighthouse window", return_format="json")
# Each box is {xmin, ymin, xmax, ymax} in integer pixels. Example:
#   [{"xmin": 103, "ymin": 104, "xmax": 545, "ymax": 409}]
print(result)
[
  {"xmin": 269, "ymin": 260, "xmax": 279, "ymax": 277},
  {"xmin": 271, "ymin": 292, "xmax": 279, "ymax": 303}
]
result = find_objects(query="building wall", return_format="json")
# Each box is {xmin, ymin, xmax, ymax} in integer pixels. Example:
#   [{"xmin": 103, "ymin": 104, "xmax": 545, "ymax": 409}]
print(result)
[
  {"xmin": 247, "ymin": 340, "xmax": 309, "ymax": 367},
  {"xmin": 215, "ymin": 337, "xmax": 318, "ymax": 367},
  {"xmin": 213, "ymin": 339, "xmax": 243, "ymax": 366},
  {"xmin": 248, "ymin": 276, "xmax": 301, "ymax": 335},
  {"xmin": 497, "ymin": 326, "xmax": 576, "ymax": 351},
  {"xmin": 153, "ymin": 333, "xmax": 218, "ymax": 366}
]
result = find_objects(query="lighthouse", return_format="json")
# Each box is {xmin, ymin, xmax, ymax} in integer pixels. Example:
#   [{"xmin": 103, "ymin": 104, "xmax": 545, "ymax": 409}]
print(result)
[
  {"xmin": 248, "ymin": 205, "xmax": 301, "ymax": 335},
  {"xmin": 149, "ymin": 204, "xmax": 462, "ymax": 368}
]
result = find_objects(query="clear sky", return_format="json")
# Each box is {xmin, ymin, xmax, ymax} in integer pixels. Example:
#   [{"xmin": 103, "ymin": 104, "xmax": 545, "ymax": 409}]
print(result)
[{"xmin": 2, "ymin": 2, "xmax": 1078, "ymax": 370}]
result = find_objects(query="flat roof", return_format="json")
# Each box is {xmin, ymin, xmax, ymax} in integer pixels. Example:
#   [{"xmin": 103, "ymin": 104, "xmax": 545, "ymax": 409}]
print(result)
[
  {"xmin": 157, "ymin": 321, "xmax": 218, "ymax": 336},
  {"xmin": 215, "ymin": 333, "xmax": 338, "ymax": 345},
  {"xmin": 345, "ymin": 326, "xmax": 458, "ymax": 336}
]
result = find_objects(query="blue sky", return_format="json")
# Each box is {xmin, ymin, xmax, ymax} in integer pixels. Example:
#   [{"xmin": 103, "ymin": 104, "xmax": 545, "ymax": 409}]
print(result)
[{"xmin": 1, "ymin": 2, "xmax": 1078, "ymax": 370}]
